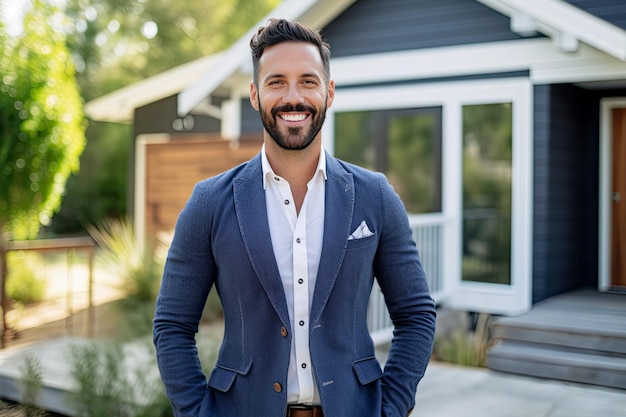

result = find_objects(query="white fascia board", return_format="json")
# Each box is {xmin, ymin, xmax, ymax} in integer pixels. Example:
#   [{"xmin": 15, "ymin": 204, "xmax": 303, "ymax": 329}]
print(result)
[
  {"xmin": 533, "ymin": 59, "xmax": 626, "ymax": 85},
  {"xmin": 84, "ymin": 54, "xmax": 222, "ymax": 123},
  {"xmin": 177, "ymin": 0, "xmax": 356, "ymax": 117},
  {"xmin": 330, "ymin": 38, "xmax": 626, "ymax": 88},
  {"xmin": 477, "ymin": 0, "xmax": 626, "ymax": 61},
  {"xmin": 330, "ymin": 39, "xmax": 549, "ymax": 86}
]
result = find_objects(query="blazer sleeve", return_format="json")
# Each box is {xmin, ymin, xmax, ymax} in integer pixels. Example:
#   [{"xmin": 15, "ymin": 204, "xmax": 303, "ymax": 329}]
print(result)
[
  {"xmin": 372, "ymin": 174, "xmax": 437, "ymax": 417},
  {"xmin": 153, "ymin": 181, "xmax": 216, "ymax": 417}
]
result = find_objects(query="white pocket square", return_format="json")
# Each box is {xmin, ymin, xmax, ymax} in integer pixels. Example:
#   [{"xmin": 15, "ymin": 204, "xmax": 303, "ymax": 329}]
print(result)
[{"xmin": 348, "ymin": 220, "xmax": 374, "ymax": 240}]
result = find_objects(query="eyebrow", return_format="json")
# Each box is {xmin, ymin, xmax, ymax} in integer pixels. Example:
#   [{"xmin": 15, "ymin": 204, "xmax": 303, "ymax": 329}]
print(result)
[{"xmin": 264, "ymin": 72, "xmax": 322, "ymax": 81}]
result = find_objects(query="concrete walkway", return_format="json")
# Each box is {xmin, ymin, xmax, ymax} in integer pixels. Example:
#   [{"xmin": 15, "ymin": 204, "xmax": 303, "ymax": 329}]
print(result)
[
  {"xmin": 0, "ymin": 337, "xmax": 625, "ymax": 416},
  {"xmin": 415, "ymin": 361, "xmax": 626, "ymax": 417}
]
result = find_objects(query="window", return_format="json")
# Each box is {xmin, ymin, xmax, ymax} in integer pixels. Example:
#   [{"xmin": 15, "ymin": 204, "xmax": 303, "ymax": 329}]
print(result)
[
  {"xmin": 334, "ymin": 107, "xmax": 442, "ymax": 214},
  {"xmin": 462, "ymin": 103, "xmax": 512, "ymax": 285}
]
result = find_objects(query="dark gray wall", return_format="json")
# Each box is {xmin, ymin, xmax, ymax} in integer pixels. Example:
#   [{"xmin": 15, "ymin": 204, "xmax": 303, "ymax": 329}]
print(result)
[
  {"xmin": 240, "ymin": 98, "xmax": 263, "ymax": 136},
  {"xmin": 532, "ymin": 84, "xmax": 598, "ymax": 303},
  {"xmin": 564, "ymin": 0, "xmax": 626, "ymax": 31},
  {"xmin": 321, "ymin": 0, "xmax": 537, "ymax": 58},
  {"xmin": 134, "ymin": 95, "xmax": 221, "ymax": 137}
]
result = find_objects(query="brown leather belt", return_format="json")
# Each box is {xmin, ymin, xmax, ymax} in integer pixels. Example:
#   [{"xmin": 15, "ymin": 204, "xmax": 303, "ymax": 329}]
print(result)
[{"xmin": 287, "ymin": 405, "xmax": 324, "ymax": 417}]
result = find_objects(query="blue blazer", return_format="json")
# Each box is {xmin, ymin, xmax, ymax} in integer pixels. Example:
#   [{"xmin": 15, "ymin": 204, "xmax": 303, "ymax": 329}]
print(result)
[{"xmin": 153, "ymin": 152, "xmax": 436, "ymax": 417}]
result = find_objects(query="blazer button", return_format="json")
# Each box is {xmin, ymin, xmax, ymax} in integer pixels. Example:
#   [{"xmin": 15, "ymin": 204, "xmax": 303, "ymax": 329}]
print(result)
[
  {"xmin": 273, "ymin": 382, "xmax": 282, "ymax": 393},
  {"xmin": 281, "ymin": 326, "xmax": 288, "ymax": 337}
]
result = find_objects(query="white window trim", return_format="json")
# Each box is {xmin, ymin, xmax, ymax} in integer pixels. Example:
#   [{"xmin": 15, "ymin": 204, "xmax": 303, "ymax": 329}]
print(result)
[
  {"xmin": 326, "ymin": 77, "xmax": 533, "ymax": 316},
  {"xmin": 599, "ymin": 98, "xmax": 626, "ymax": 291},
  {"xmin": 135, "ymin": 134, "xmax": 171, "ymax": 251}
]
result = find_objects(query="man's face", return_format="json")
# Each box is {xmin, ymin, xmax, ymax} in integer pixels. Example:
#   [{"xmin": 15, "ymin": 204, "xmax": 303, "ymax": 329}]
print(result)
[{"xmin": 250, "ymin": 41, "xmax": 334, "ymax": 151}]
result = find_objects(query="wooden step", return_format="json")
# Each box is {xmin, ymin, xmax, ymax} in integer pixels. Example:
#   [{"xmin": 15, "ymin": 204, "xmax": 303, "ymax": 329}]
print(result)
[
  {"xmin": 487, "ymin": 341, "xmax": 626, "ymax": 390},
  {"xmin": 491, "ymin": 317, "xmax": 626, "ymax": 355}
]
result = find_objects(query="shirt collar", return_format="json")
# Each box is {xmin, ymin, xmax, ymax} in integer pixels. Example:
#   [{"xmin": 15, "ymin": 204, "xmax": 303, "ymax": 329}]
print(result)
[{"xmin": 261, "ymin": 144, "xmax": 327, "ymax": 190}]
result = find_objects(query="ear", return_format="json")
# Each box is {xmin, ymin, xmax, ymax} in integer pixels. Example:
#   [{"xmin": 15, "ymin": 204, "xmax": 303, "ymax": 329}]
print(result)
[
  {"xmin": 250, "ymin": 81, "xmax": 260, "ymax": 111},
  {"xmin": 326, "ymin": 79, "xmax": 335, "ymax": 108}
]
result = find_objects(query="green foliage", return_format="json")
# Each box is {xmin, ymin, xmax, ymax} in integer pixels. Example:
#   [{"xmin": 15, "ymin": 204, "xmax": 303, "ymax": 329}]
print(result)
[
  {"xmin": 434, "ymin": 313, "xmax": 491, "ymax": 367},
  {"xmin": 68, "ymin": 336, "xmax": 220, "ymax": 417},
  {"xmin": 0, "ymin": 0, "xmax": 86, "ymax": 239},
  {"xmin": 19, "ymin": 354, "xmax": 45, "ymax": 417},
  {"xmin": 64, "ymin": 0, "xmax": 282, "ymax": 100},
  {"xmin": 68, "ymin": 342, "xmax": 135, "ymax": 417},
  {"xmin": 6, "ymin": 252, "xmax": 46, "ymax": 306},
  {"xmin": 88, "ymin": 218, "xmax": 166, "ymax": 303},
  {"xmin": 49, "ymin": 121, "xmax": 130, "ymax": 235}
]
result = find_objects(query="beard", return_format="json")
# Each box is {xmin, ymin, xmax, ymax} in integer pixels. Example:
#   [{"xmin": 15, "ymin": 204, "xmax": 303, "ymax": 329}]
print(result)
[{"xmin": 259, "ymin": 101, "xmax": 327, "ymax": 151}]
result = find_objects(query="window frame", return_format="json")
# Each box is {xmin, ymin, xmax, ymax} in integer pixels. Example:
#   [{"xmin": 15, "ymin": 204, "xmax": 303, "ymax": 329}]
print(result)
[{"xmin": 325, "ymin": 77, "xmax": 533, "ymax": 315}]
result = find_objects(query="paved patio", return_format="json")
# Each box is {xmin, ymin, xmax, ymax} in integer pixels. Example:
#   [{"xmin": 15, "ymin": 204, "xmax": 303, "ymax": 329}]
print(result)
[{"xmin": 1, "ymin": 336, "xmax": 624, "ymax": 416}]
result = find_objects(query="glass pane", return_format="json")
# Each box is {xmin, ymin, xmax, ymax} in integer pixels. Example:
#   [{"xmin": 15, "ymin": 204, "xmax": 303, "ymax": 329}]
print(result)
[
  {"xmin": 387, "ymin": 110, "xmax": 441, "ymax": 214},
  {"xmin": 334, "ymin": 108, "xmax": 442, "ymax": 214},
  {"xmin": 334, "ymin": 111, "xmax": 376, "ymax": 171},
  {"xmin": 462, "ymin": 103, "xmax": 512, "ymax": 284}
]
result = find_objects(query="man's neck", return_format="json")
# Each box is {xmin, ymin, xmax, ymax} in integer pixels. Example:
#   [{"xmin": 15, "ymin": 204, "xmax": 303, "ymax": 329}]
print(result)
[
  {"xmin": 265, "ymin": 141, "xmax": 321, "ymax": 188},
  {"xmin": 264, "ymin": 139, "xmax": 322, "ymax": 215}
]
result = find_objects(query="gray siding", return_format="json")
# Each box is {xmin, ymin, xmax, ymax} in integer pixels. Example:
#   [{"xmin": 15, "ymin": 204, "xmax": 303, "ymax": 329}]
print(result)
[
  {"xmin": 322, "ymin": 0, "xmax": 536, "ymax": 58},
  {"xmin": 240, "ymin": 98, "xmax": 263, "ymax": 136},
  {"xmin": 134, "ymin": 95, "xmax": 221, "ymax": 136},
  {"xmin": 532, "ymin": 84, "xmax": 597, "ymax": 303},
  {"xmin": 564, "ymin": 0, "xmax": 626, "ymax": 31}
]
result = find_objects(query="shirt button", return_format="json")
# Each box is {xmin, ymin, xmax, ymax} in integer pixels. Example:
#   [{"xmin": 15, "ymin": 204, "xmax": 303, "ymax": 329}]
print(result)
[
  {"xmin": 298, "ymin": 278, "xmax": 304, "ymax": 284},
  {"xmin": 284, "ymin": 199, "xmax": 290, "ymax": 205},
  {"xmin": 280, "ymin": 326, "xmax": 288, "ymax": 337},
  {"xmin": 296, "ymin": 238, "xmax": 301, "ymax": 243},
  {"xmin": 273, "ymin": 382, "xmax": 282, "ymax": 392},
  {"xmin": 299, "ymin": 320, "xmax": 305, "ymax": 326},
  {"xmin": 274, "ymin": 176, "xmax": 280, "ymax": 181},
  {"xmin": 301, "ymin": 363, "xmax": 307, "ymax": 369}
]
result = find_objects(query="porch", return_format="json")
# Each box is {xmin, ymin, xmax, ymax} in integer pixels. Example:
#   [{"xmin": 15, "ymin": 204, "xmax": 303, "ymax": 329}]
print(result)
[{"xmin": 487, "ymin": 288, "xmax": 626, "ymax": 390}]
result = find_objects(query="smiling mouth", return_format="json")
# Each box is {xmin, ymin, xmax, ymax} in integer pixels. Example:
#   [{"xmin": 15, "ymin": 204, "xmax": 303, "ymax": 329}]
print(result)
[{"xmin": 279, "ymin": 113, "xmax": 308, "ymax": 122}]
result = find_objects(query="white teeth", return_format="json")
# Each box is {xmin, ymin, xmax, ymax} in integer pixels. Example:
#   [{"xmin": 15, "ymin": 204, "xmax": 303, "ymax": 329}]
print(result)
[{"xmin": 280, "ymin": 113, "xmax": 307, "ymax": 122}]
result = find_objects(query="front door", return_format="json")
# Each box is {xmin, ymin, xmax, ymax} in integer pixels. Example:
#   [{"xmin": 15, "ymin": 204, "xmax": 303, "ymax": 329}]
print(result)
[{"xmin": 612, "ymin": 108, "xmax": 626, "ymax": 289}]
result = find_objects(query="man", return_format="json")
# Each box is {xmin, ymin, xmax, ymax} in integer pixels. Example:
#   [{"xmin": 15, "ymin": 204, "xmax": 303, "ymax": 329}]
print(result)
[{"xmin": 153, "ymin": 18, "xmax": 436, "ymax": 417}]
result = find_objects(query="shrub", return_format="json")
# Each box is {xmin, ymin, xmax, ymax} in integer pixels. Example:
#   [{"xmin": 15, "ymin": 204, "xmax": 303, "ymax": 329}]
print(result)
[
  {"xmin": 19, "ymin": 354, "xmax": 45, "ymax": 417},
  {"xmin": 434, "ymin": 312, "xmax": 491, "ymax": 367},
  {"xmin": 6, "ymin": 252, "xmax": 46, "ymax": 306},
  {"xmin": 88, "ymin": 218, "xmax": 167, "ymax": 304}
]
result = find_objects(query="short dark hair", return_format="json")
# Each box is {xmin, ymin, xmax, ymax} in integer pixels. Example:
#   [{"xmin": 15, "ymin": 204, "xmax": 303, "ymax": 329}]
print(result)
[{"xmin": 250, "ymin": 18, "xmax": 331, "ymax": 86}]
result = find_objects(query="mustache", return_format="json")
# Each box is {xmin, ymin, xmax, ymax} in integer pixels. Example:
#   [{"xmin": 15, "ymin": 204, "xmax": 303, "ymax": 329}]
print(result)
[{"xmin": 271, "ymin": 104, "xmax": 316, "ymax": 117}]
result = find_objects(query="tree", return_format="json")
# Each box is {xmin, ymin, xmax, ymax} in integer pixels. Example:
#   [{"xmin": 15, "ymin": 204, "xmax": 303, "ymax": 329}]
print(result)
[{"xmin": 0, "ymin": 0, "xmax": 86, "ymax": 240}]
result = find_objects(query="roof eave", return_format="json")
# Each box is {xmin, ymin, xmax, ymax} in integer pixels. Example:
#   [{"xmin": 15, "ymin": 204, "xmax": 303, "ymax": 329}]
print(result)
[
  {"xmin": 84, "ymin": 53, "xmax": 223, "ymax": 123},
  {"xmin": 477, "ymin": 0, "xmax": 626, "ymax": 61}
]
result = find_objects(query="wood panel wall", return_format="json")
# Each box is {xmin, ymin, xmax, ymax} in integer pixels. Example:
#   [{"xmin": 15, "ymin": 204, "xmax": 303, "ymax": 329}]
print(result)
[{"xmin": 144, "ymin": 137, "xmax": 261, "ymax": 240}]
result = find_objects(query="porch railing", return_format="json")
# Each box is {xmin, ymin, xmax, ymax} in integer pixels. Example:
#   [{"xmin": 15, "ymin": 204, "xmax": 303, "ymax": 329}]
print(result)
[{"xmin": 368, "ymin": 213, "xmax": 445, "ymax": 345}]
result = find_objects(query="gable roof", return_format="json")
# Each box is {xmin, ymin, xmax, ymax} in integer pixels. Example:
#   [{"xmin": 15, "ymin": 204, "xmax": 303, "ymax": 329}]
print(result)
[
  {"xmin": 563, "ymin": 0, "xmax": 626, "ymax": 31},
  {"xmin": 84, "ymin": 0, "xmax": 626, "ymax": 123},
  {"xmin": 477, "ymin": 0, "xmax": 626, "ymax": 60},
  {"xmin": 84, "ymin": 53, "xmax": 223, "ymax": 123}
]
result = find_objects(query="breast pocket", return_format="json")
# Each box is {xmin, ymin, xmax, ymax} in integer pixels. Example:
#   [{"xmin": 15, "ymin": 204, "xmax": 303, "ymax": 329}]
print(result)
[{"xmin": 345, "ymin": 233, "xmax": 377, "ymax": 251}]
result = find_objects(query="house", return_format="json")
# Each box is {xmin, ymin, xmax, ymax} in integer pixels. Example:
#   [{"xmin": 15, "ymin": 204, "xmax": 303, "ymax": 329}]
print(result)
[{"xmin": 85, "ymin": 0, "xmax": 626, "ymax": 388}]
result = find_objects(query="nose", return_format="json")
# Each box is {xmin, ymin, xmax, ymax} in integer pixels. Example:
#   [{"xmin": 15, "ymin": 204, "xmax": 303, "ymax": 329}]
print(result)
[{"xmin": 282, "ymin": 83, "xmax": 305, "ymax": 105}]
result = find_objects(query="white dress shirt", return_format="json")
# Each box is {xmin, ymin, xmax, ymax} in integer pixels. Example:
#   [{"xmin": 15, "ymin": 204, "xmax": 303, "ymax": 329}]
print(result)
[{"xmin": 261, "ymin": 145, "xmax": 326, "ymax": 405}]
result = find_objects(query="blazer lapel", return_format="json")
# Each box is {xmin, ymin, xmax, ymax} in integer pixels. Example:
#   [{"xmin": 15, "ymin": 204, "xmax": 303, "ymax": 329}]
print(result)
[
  {"xmin": 310, "ymin": 154, "xmax": 355, "ymax": 325},
  {"xmin": 233, "ymin": 155, "xmax": 291, "ymax": 329}
]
